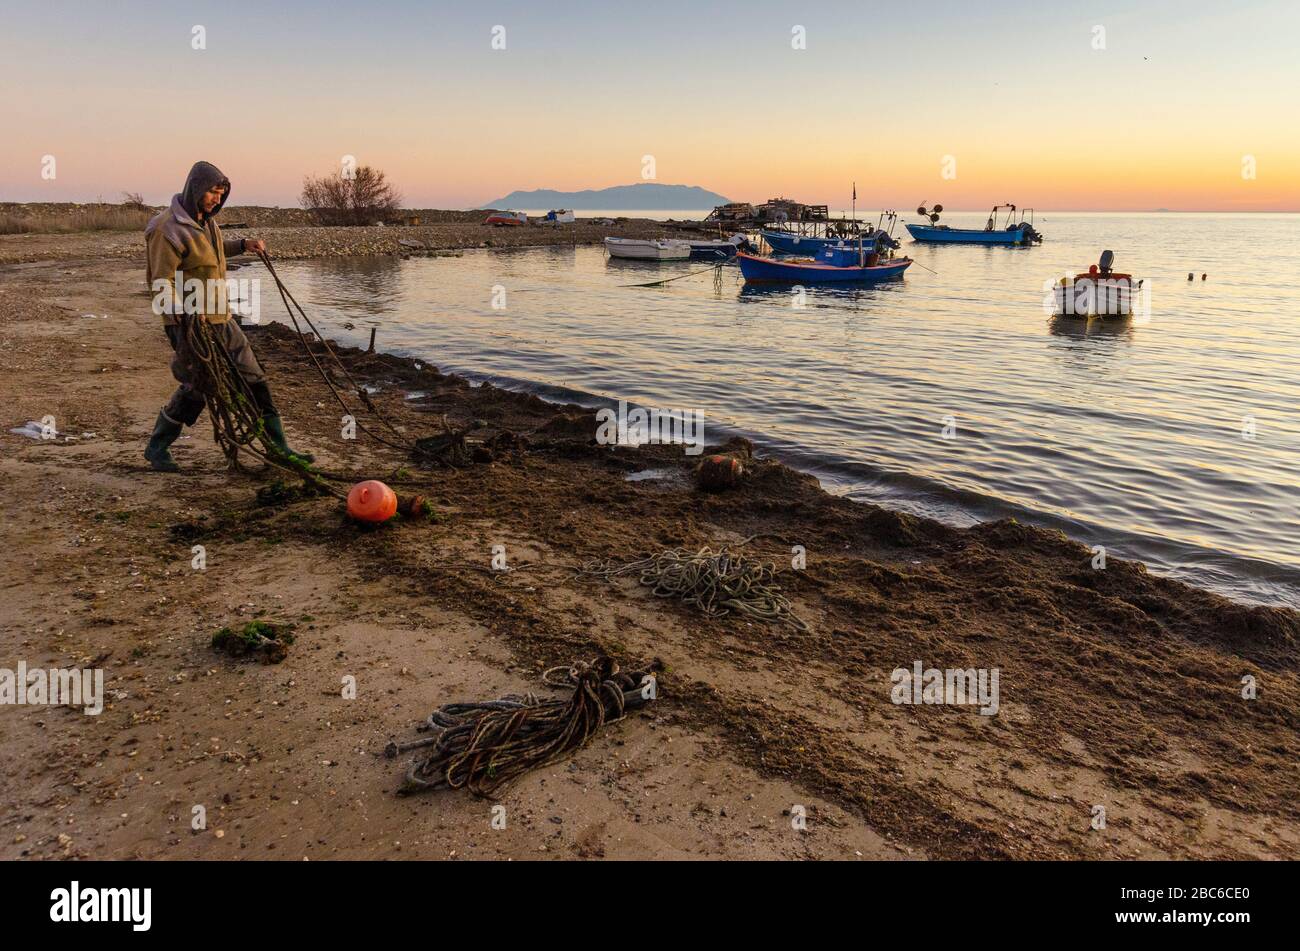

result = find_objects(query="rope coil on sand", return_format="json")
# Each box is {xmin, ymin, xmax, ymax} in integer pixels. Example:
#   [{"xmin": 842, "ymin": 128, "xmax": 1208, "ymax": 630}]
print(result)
[
  {"xmin": 578, "ymin": 545, "xmax": 810, "ymax": 631},
  {"xmin": 388, "ymin": 656, "xmax": 659, "ymax": 797}
]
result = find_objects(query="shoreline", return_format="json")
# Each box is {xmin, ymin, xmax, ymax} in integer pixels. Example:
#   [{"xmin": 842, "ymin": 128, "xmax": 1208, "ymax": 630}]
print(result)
[
  {"xmin": 320, "ymin": 322, "xmax": 1299, "ymax": 614},
  {"xmin": 0, "ymin": 209, "xmax": 711, "ymax": 266},
  {"xmin": 258, "ymin": 245, "xmax": 1300, "ymax": 613},
  {"xmin": 1, "ymin": 239, "xmax": 1298, "ymax": 860}
]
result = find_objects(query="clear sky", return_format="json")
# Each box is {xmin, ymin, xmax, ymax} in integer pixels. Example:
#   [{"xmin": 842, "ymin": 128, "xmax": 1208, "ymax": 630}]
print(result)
[{"xmin": 2, "ymin": 0, "xmax": 1296, "ymax": 210}]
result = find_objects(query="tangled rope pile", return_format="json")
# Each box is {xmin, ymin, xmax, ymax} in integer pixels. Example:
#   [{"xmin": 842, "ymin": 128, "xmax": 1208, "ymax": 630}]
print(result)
[
  {"xmin": 170, "ymin": 251, "xmax": 472, "ymax": 501},
  {"xmin": 388, "ymin": 656, "xmax": 659, "ymax": 796},
  {"xmin": 172, "ymin": 309, "xmax": 336, "ymax": 495},
  {"xmin": 257, "ymin": 250, "xmax": 420, "ymax": 457},
  {"xmin": 578, "ymin": 545, "xmax": 809, "ymax": 631}
]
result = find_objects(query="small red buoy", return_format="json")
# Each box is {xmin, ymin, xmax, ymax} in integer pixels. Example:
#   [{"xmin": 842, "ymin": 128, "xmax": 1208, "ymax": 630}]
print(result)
[
  {"xmin": 696, "ymin": 454, "xmax": 743, "ymax": 491},
  {"xmin": 347, "ymin": 480, "xmax": 397, "ymax": 523}
]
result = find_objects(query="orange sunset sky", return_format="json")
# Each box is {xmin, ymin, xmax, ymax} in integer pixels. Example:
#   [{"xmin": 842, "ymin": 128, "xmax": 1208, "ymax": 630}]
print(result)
[{"xmin": 2, "ymin": 0, "xmax": 1297, "ymax": 211}]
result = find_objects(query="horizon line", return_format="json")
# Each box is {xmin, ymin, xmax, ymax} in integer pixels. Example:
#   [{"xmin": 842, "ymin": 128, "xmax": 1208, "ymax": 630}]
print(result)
[{"xmin": 2, "ymin": 198, "xmax": 1299, "ymax": 216}]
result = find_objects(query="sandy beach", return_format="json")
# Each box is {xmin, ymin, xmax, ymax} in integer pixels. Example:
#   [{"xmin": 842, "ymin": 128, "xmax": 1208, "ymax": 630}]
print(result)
[{"xmin": 1, "ymin": 224, "xmax": 1298, "ymax": 862}]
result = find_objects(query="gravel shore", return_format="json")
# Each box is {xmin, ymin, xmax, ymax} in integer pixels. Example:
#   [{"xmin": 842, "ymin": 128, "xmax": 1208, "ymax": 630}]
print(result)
[{"xmin": 0, "ymin": 205, "xmax": 709, "ymax": 265}]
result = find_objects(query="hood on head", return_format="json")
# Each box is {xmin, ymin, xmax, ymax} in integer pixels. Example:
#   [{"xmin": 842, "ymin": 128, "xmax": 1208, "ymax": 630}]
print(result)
[{"xmin": 179, "ymin": 161, "xmax": 231, "ymax": 221}]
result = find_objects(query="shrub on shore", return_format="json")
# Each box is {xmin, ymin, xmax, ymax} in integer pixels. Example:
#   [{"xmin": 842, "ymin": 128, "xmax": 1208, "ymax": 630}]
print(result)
[{"xmin": 300, "ymin": 165, "xmax": 402, "ymax": 226}]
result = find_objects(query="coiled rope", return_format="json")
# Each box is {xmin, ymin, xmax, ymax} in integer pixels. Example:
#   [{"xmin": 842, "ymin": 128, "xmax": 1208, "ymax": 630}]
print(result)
[
  {"xmin": 578, "ymin": 545, "xmax": 809, "ymax": 631},
  {"xmin": 388, "ymin": 656, "xmax": 659, "ymax": 796}
]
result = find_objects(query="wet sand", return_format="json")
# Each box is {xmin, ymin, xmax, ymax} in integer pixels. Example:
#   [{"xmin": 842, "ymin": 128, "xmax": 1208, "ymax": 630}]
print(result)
[{"xmin": 1, "ymin": 237, "xmax": 1297, "ymax": 860}]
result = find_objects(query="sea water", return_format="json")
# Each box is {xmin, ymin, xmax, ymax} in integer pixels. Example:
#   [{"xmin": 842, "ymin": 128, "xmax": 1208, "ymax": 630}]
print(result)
[{"xmin": 267, "ymin": 212, "xmax": 1300, "ymax": 609}]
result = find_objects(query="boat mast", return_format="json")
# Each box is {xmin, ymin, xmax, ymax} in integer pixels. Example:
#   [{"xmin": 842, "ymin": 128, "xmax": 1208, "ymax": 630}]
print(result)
[{"xmin": 853, "ymin": 182, "xmax": 863, "ymax": 265}]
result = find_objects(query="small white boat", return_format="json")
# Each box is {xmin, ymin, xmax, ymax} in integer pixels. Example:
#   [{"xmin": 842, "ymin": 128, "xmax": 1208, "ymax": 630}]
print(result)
[
  {"xmin": 604, "ymin": 237, "xmax": 691, "ymax": 261},
  {"xmin": 543, "ymin": 209, "xmax": 576, "ymax": 224}
]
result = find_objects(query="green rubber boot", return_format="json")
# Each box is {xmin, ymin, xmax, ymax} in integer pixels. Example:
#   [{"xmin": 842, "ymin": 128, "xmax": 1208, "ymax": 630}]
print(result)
[
  {"xmin": 262, "ymin": 414, "xmax": 315, "ymax": 465},
  {"xmin": 144, "ymin": 412, "xmax": 183, "ymax": 472}
]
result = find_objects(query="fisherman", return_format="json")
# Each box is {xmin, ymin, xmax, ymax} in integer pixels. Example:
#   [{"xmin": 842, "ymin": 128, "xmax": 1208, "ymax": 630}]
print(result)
[{"xmin": 143, "ymin": 161, "xmax": 313, "ymax": 472}]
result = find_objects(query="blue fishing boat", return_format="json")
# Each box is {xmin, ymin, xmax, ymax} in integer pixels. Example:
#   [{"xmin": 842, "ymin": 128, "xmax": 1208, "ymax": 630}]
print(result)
[
  {"xmin": 904, "ymin": 203, "xmax": 1043, "ymax": 245},
  {"xmin": 737, "ymin": 241, "xmax": 911, "ymax": 283},
  {"xmin": 760, "ymin": 230, "xmax": 846, "ymax": 255}
]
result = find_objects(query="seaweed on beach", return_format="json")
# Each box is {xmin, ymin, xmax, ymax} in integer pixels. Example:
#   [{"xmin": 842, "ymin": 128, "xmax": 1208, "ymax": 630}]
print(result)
[{"xmin": 211, "ymin": 620, "xmax": 296, "ymax": 663}]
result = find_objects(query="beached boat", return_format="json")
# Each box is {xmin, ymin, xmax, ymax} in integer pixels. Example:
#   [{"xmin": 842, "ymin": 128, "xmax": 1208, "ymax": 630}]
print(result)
[
  {"xmin": 484, "ymin": 211, "xmax": 528, "ymax": 227},
  {"xmin": 543, "ymin": 209, "xmax": 575, "ymax": 224},
  {"xmin": 738, "ymin": 241, "xmax": 912, "ymax": 283},
  {"xmin": 604, "ymin": 237, "xmax": 692, "ymax": 261},
  {"xmin": 905, "ymin": 203, "xmax": 1043, "ymax": 245}
]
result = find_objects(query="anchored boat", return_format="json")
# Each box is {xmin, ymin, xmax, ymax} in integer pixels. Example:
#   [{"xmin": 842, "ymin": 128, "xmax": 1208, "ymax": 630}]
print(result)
[
  {"xmin": 759, "ymin": 229, "xmax": 851, "ymax": 255},
  {"xmin": 762, "ymin": 204, "xmax": 902, "ymax": 256},
  {"xmin": 905, "ymin": 203, "xmax": 1043, "ymax": 245},
  {"xmin": 738, "ymin": 228, "xmax": 911, "ymax": 283},
  {"xmin": 1052, "ymin": 251, "xmax": 1144, "ymax": 319},
  {"xmin": 687, "ymin": 234, "xmax": 753, "ymax": 259},
  {"xmin": 604, "ymin": 237, "xmax": 692, "ymax": 261}
]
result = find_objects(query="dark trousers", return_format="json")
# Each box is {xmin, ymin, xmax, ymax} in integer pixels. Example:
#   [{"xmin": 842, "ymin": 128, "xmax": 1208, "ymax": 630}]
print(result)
[{"xmin": 162, "ymin": 321, "xmax": 276, "ymax": 426}]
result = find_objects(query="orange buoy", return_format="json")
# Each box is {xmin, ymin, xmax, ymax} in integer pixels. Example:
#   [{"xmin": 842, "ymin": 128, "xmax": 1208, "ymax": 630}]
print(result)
[{"xmin": 347, "ymin": 480, "xmax": 397, "ymax": 523}]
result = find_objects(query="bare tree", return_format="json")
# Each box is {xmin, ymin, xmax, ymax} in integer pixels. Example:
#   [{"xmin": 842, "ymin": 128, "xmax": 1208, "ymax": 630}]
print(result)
[
  {"xmin": 121, "ymin": 191, "xmax": 147, "ymax": 210},
  {"xmin": 300, "ymin": 166, "xmax": 403, "ymax": 226}
]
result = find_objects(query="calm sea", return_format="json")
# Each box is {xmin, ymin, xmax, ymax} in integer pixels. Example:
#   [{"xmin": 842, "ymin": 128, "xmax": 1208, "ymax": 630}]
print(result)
[{"xmin": 265, "ymin": 212, "xmax": 1300, "ymax": 609}]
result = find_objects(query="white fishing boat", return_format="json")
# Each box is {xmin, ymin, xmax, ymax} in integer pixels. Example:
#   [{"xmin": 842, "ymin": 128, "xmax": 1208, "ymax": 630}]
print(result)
[{"xmin": 603, "ymin": 237, "xmax": 692, "ymax": 261}]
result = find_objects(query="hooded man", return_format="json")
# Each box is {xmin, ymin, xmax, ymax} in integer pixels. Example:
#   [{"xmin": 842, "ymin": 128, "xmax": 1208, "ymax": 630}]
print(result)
[{"xmin": 143, "ymin": 160, "xmax": 313, "ymax": 472}]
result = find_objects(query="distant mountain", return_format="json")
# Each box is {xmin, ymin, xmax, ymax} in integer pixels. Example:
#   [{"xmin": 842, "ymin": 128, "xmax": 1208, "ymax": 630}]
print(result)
[{"xmin": 479, "ymin": 183, "xmax": 732, "ymax": 211}]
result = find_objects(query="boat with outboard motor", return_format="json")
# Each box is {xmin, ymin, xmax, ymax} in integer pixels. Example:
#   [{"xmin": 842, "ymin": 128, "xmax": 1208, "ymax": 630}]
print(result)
[
  {"xmin": 759, "ymin": 230, "xmax": 848, "ymax": 255},
  {"xmin": 1052, "ymin": 250, "xmax": 1144, "ymax": 319},
  {"xmin": 905, "ymin": 203, "xmax": 1043, "ymax": 245},
  {"xmin": 687, "ymin": 234, "xmax": 754, "ymax": 259},
  {"xmin": 738, "ymin": 247, "xmax": 912, "ymax": 283},
  {"xmin": 762, "ymin": 207, "xmax": 903, "ymax": 255},
  {"xmin": 739, "ymin": 216, "xmax": 910, "ymax": 283}
]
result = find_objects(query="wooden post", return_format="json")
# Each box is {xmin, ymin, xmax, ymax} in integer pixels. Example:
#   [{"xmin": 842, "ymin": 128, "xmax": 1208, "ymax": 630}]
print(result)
[{"xmin": 367, "ymin": 327, "xmax": 377, "ymax": 353}]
